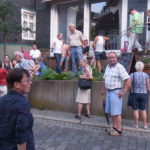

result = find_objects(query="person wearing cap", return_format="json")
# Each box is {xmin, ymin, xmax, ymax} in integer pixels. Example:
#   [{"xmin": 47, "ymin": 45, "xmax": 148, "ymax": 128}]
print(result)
[{"xmin": 127, "ymin": 9, "xmax": 143, "ymax": 52}]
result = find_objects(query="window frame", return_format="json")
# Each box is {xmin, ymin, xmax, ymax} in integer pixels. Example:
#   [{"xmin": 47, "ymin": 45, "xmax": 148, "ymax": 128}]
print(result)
[{"xmin": 21, "ymin": 8, "xmax": 36, "ymax": 40}]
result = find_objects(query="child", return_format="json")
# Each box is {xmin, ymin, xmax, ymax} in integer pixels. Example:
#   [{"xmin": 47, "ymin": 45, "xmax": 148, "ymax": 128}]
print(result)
[{"xmin": 60, "ymin": 42, "xmax": 70, "ymax": 72}]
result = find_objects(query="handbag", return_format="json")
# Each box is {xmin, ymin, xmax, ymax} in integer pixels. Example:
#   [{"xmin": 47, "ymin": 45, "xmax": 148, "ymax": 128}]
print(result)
[
  {"xmin": 78, "ymin": 78, "xmax": 92, "ymax": 90},
  {"xmin": 127, "ymin": 73, "xmax": 135, "ymax": 107}
]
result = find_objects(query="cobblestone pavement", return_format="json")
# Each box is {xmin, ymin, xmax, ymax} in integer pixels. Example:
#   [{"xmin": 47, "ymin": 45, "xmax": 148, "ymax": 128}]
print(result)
[{"xmin": 34, "ymin": 118, "xmax": 150, "ymax": 150}]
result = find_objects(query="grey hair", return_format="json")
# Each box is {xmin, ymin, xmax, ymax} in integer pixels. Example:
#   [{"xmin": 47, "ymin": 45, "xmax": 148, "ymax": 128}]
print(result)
[
  {"xmin": 80, "ymin": 57, "xmax": 88, "ymax": 64},
  {"xmin": 68, "ymin": 23, "xmax": 76, "ymax": 28},
  {"xmin": 135, "ymin": 61, "xmax": 144, "ymax": 71},
  {"xmin": 14, "ymin": 51, "xmax": 24, "ymax": 58}
]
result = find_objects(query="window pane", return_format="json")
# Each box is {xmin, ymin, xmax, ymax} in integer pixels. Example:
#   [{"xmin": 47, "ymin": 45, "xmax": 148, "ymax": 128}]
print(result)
[
  {"xmin": 23, "ymin": 31, "xmax": 28, "ymax": 38},
  {"xmin": 29, "ymin": 15, "xmax": 34, "ymax": 20},
  {"xmin": 90, "ymin": 0, "xmax": 119, "ymax": 49},
  {"xmin": 23, "ymin": 14, "xmax": 28, "ymax": 19}
]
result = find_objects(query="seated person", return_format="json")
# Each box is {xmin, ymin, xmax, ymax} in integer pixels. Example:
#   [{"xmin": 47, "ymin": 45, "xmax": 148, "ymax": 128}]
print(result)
[
  {"xmin": 82, "ymin": 39, "xmax": 89, "ymax": 58},
  {"xmin": 0, "ymin": 61, "xmax": 7, "ymax": 96},
  {"xmin": 60, "ymin": 42, "xmax": 70, "ymax": 72},
  {"xmin": 32, "ymin": 58, "xmax": 47, "ymax": 77}
]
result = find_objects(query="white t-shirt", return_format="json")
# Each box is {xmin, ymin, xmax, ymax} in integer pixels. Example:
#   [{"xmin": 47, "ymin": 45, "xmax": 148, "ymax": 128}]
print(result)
[
  {"xmin": 53, "ymin": 38, "xmax": 63, "ymax": 54},
  {"xmin": 95, "ymin": 36, "xmax": 105, "ymax": 52},
  {"xmin": 30, "ymin": 49, "xmax": 41, "ymax": 59}
]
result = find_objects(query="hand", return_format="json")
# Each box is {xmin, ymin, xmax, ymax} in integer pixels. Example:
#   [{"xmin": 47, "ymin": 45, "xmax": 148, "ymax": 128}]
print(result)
[
  {"xmin": 79, "ymin": 75, "xmax": 84, "ymax": 79},
  {"xmin": 101, "ymin": 90, "xmax": 106, "ymax": 96},
  {"xmin": 118, "ymin": 91, "xmax": 125, "ymax": 97}
]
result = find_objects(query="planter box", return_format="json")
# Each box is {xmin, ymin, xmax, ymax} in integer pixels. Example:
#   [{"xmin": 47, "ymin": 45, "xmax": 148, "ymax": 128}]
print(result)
[{"xmin": 28, "ymin": 80, "xmax": 150, "ymax": 120}]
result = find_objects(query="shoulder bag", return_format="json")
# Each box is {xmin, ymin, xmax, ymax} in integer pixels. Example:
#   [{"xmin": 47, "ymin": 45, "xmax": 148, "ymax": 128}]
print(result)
[{"xmin": 127, "ymin": 73, "xmax": 135, "ymax": 107}]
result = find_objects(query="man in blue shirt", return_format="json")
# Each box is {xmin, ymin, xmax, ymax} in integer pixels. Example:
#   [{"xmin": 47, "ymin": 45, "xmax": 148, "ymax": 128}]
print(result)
[{"xmin": 0, "ymin": 68, "xmax": 35, "ymax": 150}]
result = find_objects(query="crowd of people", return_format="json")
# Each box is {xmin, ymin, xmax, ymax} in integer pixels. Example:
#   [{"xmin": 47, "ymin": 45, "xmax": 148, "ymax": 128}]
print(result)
[{"xmin": 0, "ymin": 8, "xmax": 150, "ymax": 150}]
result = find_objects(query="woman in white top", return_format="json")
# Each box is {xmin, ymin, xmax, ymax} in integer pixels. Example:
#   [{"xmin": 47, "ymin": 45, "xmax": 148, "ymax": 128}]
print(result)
[
  {"xmin": 51, "ymin": 33, "xmax": 63, "ymax": 73},
  {"xmin": 92, "ymin": 34, "xmax": 109, "ymax": 72}
]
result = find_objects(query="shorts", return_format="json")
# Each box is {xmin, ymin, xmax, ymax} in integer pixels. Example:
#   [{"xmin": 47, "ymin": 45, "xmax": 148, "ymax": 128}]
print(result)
[
  {"xmin": 132, "ymin": 93, "xmax": 148, "ymax": 110},
  {"xmin": 95, "ymin": 52, "xmax": 104, "ymax": 60},
  {"xmin": 0, "ymin": 85, "xmax": 7, "ymax": 96},
  {"xmin": 105, "ymin": 89, "xmax": 122, "ymax": 115}
]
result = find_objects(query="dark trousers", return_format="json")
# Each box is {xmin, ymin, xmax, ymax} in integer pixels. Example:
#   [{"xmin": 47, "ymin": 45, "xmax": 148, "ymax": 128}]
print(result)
[{"xmin": 54, "ymin": 53, "xmax": 62, "ymax": 73}]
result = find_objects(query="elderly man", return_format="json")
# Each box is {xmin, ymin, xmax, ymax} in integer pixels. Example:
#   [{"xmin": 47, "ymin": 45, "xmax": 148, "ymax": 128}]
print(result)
[
  {"xmin": 0, "ymin": 68, "xmax": 35, "ymax": 150},
  {"xmin": 68, "ymin": 23, "xmax": 83, "ymax": 75},
  {"xmin": 127, "ymin": 8, "xmax": 143, "ymax": 52},
  {"xmin": 102, "ymin": 52, "xmax": 130, "ymax": 136},
  {"xmin": 14, "ymin": 51, "xmax": 35, "ymax": 77}
]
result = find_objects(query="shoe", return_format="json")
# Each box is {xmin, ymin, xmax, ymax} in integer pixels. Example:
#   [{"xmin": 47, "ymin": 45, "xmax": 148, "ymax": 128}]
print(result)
[
  {"xmin": 75, "ymin": 115, "xmax": 81, "ymax": 119},
  {"xmin": 143, "ymin": 125, "xmax": 148, "ymax": 129},
  {"xmin": 133, "ymin": 124, "xmax": 138, "ymax": 128},
  {"xmin": 85, "ymin": 114, "xmax": 91, "ymax": 118},
  {"xmin": 110, "ymin": 130, "xmax": 122, "ymax": 136}
]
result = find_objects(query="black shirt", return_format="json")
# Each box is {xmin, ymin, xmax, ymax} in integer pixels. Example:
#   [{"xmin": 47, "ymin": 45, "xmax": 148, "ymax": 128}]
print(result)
[
  {"xmin": 0, "ymin": 90, "xmax": 35, "ymax": 150},
  {"xmin": 82, "ymin": 46, "xmax": 89, "ymax": 54}
]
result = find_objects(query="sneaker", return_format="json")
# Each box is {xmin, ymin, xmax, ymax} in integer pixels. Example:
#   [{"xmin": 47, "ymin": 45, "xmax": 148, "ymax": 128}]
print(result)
[
  {"xmin": 75, "ymin": 115, "xmax": 81, "ymax": 119},
  {"xmin": 143, "ymin": 125, "xmax": 148, "ymax": 129}
]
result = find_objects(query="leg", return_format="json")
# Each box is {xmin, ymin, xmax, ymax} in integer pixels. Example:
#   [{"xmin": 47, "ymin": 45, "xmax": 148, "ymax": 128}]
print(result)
[
  {"xmin": 86, "ymin": 104, "xmax": 91, "ymax": 115},
  {"xmin": 96, "ymin": 60, "xmax": 101, "ymax": 72},
  {"xmin": 64, "ymin": 56, "xmax": 70, "ymax": 71},
  {"xmin": 112, "ymin": 116, "xmax": 117, "ymax": 129},
  {"xmin": 127, "ymin": 32, "xmax": 135, "ymax": 52},
  {"xmin": 134, "ymin": 34, "xmax": 143, "ymax": 51},
  {"xmin": 116, "ymin": 115, "xmax": 122, "ymax": 131},
  {"xmin": 54, "ymin": 53, "xmax": 62, "ymax": 73},
  {"xmin": 77, "ymin": 103, "xmax": 83, "ymax": 116},
  {"xmin": 133, "ymin": 110, "xmax": 139, "ymax": 127},
  {"xmin": 76, "ymin": 46, "xmax": 83, "ymax": 71},
  {"xmin": 70, "ymin": 47, "xmax": 77, "ymax": 75},
  {"xmin": 140, "ymin": 110, "xmax": 147, "ymax": 127}
]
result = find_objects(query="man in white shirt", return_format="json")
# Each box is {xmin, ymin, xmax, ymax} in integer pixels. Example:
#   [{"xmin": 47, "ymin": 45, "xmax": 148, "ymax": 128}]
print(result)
[
  {"xmin": 51, "ymin": 33, "xmax": 63, "ymax": 73},
  {"xmin": 102, "ymin": 52, "xmax": 130, "ymax": 136},
  {"xmin": 30, "ymin": 44, "xmax": 41, "ymax": 61}
]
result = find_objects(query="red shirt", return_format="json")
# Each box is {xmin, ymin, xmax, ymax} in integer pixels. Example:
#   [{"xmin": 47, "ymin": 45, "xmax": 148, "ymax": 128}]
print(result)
[
  {"xmin": 0, "ymin": 68, "xmax": 7, "ymax": 85},
  {"xmin": 22, "ymin": 51, "xmax": 32, "ymax": 60}
]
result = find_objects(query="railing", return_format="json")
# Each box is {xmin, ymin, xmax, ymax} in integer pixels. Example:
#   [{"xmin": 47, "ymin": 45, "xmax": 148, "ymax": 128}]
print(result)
[{"xmin": 105, "ymin": 26, "xmax": 147, "ymax": 52}]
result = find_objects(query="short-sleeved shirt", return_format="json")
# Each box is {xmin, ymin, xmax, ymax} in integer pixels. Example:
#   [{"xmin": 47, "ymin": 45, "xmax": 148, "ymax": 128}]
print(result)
[
  {"xmin": 68, "ymin": 30, "xmax": 83, "ymax": 47},
  {"xmin": 130, "ymin": 72, "xmax": 149, "ymax": 94},
  {"xmin": 0, "ymin": 90, "xmax": 35, "ymax": 150},
  {"xmin": 103, "ymin": 63, "xmax": 129, "ymax": 90},
  {"xmin": 53, "ymin": 38, "xmax": 63, "ymax": 54},
  {"xmin": 0, "ymin": 68, "xmax": 7, "ymax": 85},
  {"xmin": 130, "ymin": 12, "xmax": 142, "ymax": 34},
  {"xmin": 30, "ymin": 49, "xmax": 41, "ymax": 59}
]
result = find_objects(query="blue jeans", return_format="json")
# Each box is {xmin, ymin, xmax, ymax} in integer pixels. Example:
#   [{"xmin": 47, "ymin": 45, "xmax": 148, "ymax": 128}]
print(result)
[
  {"xmin": 70, "ymin": 46, "xmax": 83, "ymax": 75},
  {"xmin": 54, "ymin": 53, "xmax": 62, "ymax": 73}
]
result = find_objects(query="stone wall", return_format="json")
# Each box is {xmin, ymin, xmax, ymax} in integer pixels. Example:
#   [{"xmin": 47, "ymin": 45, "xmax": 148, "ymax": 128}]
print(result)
[{"xmin": 28, "ymin": 80, "xmax": 150, "ymax": 120}]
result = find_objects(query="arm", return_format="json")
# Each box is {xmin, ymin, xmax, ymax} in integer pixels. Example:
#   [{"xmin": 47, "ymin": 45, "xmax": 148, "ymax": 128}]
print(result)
[
  {"xmin": 146, "ymin": 78, "xmax": 150, "ymax": 92},
  {"xmin": 118, "ymin": 78, "xmax": 130, "ymax": 97},
  {"xmin": 17, "ymin": 143, "xmax": 26, "ymax": 150},
  {"xmin": 2, "ymin": 62, "xmax": 4, "ymax": 68},
  {"xmin": 104, "ymin": 36, "xmax": 109, "ymax": 41},
  {"xmin": 10, "ymin": 62, "xmax": 13, "ymax": 69},
  {"xmin": 92, "ymin": 36, "xmax": 98, "ymax": 50},
  {"xmin": 128, "ymin": 20, "xmax": 138, "ymax": 30}
]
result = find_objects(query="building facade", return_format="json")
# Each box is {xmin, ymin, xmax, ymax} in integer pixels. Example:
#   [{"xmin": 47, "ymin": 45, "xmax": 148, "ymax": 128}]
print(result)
[{"xmin": 0, "ymin": 0, "xmax": 149, "ymax": 58}]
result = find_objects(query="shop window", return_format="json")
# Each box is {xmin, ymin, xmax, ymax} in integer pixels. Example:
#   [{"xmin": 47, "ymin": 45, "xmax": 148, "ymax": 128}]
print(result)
[{"xmin": 21, "ymin": 9, "xmax": 36, "ymax": 40}]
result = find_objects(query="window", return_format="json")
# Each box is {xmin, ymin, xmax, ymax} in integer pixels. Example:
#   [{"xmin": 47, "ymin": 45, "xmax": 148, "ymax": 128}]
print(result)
[{"xmin": 21, "ymin": 9, "xmax": 36, "ymax": 40}]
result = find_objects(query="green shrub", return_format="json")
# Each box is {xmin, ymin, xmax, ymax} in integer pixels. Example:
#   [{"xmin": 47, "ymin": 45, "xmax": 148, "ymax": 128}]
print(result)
[{"xmin": 91, "ymin": 67, "xmax": 104, "ymax": 81}]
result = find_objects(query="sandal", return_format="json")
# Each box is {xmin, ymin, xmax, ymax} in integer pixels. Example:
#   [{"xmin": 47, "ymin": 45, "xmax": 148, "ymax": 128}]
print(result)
[
  {"xmin": 110, "ymin": 130, "xmax": 122, "ymax": 136},
  {"xmin": 85, "ymin": 114, "xmax": 91, "ymax": 118},
  {"xmin": 75, "ymin": 115, "xmax": 81, "ymax": 119}
]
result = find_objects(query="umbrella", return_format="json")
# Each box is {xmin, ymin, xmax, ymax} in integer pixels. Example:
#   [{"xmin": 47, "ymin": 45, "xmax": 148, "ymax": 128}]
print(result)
[{"xmin": 101, "ymin": 94, "xmax": 111, "ymax": 132}]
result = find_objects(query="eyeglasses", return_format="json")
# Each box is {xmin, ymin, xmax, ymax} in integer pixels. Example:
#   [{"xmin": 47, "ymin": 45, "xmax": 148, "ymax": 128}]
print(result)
[
  {"xmin": 108, "ymin": 57, "xmax": 117, "ymax": 59},
  {"xmin": 21, "ymin": 78, "xmax": 32, "ymax": 83}
]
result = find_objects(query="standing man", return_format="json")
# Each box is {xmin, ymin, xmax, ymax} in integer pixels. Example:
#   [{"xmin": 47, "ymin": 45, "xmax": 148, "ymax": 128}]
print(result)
[
  {"xmin": 0, "ymin": 68, "xmax": 35, "ymax": 150},
  {"xmin": 51, "ymin": 33, "xmax": 63, "ymax": 73},
  {"xmin": 68, "ymin": 23, "xmax": 83, "ymax": 75},
  {"xmin": 102, "ymin": 52, "xmax": 130, "ymax": 136},
  {"xmin": 127, "ymin": 9, "xmax": 143, "ymax": 52}
]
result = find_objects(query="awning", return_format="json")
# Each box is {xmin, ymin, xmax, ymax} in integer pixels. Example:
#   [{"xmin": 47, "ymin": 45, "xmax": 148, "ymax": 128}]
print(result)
[{"xmin": 42, "ymin": 0, "xmax": 78, "ymax": 4}]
